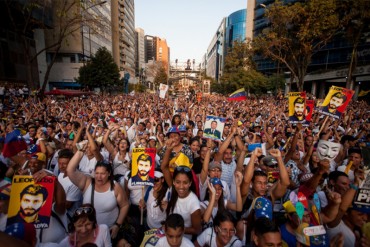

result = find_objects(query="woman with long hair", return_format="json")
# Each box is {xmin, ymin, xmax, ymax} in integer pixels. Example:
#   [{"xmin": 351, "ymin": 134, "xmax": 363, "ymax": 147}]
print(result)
[
  {"xmin": 139, "ymin": 171, "xmax": 169, "ymax": 229},
  {"xmin": 194, "ymin": 211, "xmax": 242, "ymax": 247},
  {"xmin": 161, "ymin": 138, "xmax": 202, "ymax": 240},
  {"xmin": 59, "ymin": 204, "xmax": 111, "ymax": 247},
  {"xmin": 201, "ymin": 173, "xmax": 243, "ymax": 229},
  {"xmin": 102, "ymin": 126, "xmax": 131, "ymax": 178},
  {"xmin": 67, "ymin": 143, "xmax": 129, "ymax": 240}
]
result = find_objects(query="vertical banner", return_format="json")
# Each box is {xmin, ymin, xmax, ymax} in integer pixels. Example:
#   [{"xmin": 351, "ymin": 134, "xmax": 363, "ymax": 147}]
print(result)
[
  {"xmin": 203, "ymin": 116, "xmax": 226, "ymax": 141},
  {"xmin": 196, "ymin": 92, "xmax": 202, "ymax": 103},
  {"xmin": 288, "ymin": 92, "xmax": 306, "ymax": 124},
  {"xmin": 319, "ymin": 86, "xmax": 354, "ymax": 119},
  {"xmin": 7, "ymin": 175, "xmax": 55, "ymax": 229},
  {"xmin": 159, "ymin": 84, "xmax": 168, "ymax": 99},
  {"xmin": 304, "ymin": 100, "xmax": 315, "ymax": 126},
  {"xmin": 131, "ymin": 148, "xmax": 156, "ymax": 186}
]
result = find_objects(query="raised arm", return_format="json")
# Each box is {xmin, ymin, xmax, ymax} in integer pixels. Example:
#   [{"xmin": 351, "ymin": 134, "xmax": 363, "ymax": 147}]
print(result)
[
  {"xmin": 226, "ymin": 171, "xmax": 243, "ymax": 212},
  {"xmin": 160, "ymin": 139, "xmax": 176, "ymax": 187},
  {"xmin": 66, "ymin": 149, "xmax": 89, "ymax": 191},
  {"xmin": 202, "ymin": 182, "xmax": 216, "ymax": 223},
  {"xmin": 200, "ymin": 139, "xmax": 213, "ymax": 184},
  {"xmin": 214, "ymin": 127, "xmax": 235, "ymax": 162},
  {"xmin": 85, "ymin": 123, "xmax": 103, "ymax": 162},
  {"xmin": 270, "ymin": 149, "xmax": 290, "ymax": 202},
  {"xmin": 241, "ymin": 148, "xmax": 261, "ymax": 197},
  {"xmin": 102, "ymin": 127, "xmax": 117, "ymax": 156}
]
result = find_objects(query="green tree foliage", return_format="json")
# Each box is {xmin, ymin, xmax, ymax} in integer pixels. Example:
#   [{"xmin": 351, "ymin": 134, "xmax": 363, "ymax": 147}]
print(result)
[
  {"xmin": 337, "ymin": 0, "xmax": 370, "ymax": 88},
  {"xmin": 77, "ymin": 47, "xmax": 120, "ymax": 90},
  {"xmin": 154, "ymin": 66, "xmax": 168, "ymax": 87},
  {"xmin": 253, "ymin": 0, "xmax": 340, "ymax": 91},
  {"xmin": 215, "ymin": 40, "xmax": 268, "ymax": 95}
]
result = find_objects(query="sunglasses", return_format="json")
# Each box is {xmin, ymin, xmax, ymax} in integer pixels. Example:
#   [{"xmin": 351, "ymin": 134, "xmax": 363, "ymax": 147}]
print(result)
[
  {"xmin": 154, "ymin": 177, "xmax": 162, "ymax": 183},
  {"xmin": 74, "ymin": 207, "xmax": 93, "ymax": 216},
  {"xmin": 175, "ymin": 166, "xmax": 191, "ymax": 173}
]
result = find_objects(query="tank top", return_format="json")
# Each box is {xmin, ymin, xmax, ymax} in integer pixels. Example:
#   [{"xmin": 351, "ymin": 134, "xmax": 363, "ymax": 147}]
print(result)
[{"xmin": 83, "ymin": 182, "xmax": 119, "ymax": 228}]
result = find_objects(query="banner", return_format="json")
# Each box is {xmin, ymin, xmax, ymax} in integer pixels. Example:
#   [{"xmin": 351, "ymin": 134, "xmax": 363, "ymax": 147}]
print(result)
[
  {"xmin": 288, "ymin": 92, "xmax": 306, "ymax": 124},
  {"xmin": 7, "ymin": 175, "xmax": 55, "ymax": 229},
  {"xmin": 319, "ymin": 86, "xmax": 354, "ymax": 119},
  {"xmin": 159, "ymin": 83, "xmax": 168, "ymax": 99},
  {"xmin": 131, "ymin": 148, "xmax": 156, "ymax": 186},
  {"xmin": 304, "ymin": 100, "xmax": 315, "ymax": 126},
  {"xmin": 203, "ymin": 116, "xmax": 226, "ymax": 141},
  {"xmin": 354, "ymin": 167, "xmax": 370, "ymax": 207}
]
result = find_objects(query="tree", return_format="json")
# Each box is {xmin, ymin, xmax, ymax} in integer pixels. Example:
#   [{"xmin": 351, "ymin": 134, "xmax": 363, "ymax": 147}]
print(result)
[
  {"xmin": 337, "ymin": 0, "xmax": 370, "ymax": 89},
  {"xmin": 218, "ymin": 40, "xmax": 268, "ymax": 95},
  {"xmin": 253, "ymin": 0, "xmax": 340, "ymax": 91},
  {"xmin": 4, "ymin": 0, "xmax": 107, "ymax": 97},
  {"xmin": 76, "ymin": 47, "xmax": 120, "ymax": 90},
  {"xmin": 154, "ymin": 65, "xmax": 168, "ymax": 88}
]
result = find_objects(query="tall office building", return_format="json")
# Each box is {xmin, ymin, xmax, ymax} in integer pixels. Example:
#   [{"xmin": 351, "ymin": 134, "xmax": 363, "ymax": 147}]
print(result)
[
  {"xmin": 156, "ymin": 37, "xmax": 170, "ymax": 72},
  {"xmin": 135, "ymin": 28, "xmax": 145, "ymax": 75},
  {"xmin": 112, "ymin": 0, "xmax": 135, "ymax": 77},
  {"xmin": 0, "ymin": 0, "xmax": 53, "ymax": 88},
  {"xmin": 225, "ymin": 9, "xmax": 246, "ymax": 55},
  {"xmin": 145, "ymin": 35, "xmax": 156, "ymax": 63},
  {"xmin": 46, "ymin": 0, "xmax": 112, "ymax": 89}
]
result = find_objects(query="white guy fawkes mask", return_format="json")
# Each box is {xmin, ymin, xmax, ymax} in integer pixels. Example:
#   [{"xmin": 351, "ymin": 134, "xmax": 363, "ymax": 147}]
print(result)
[{"xmin": 317, "ymin": 140, "xmax": 342, "ymax": 161}]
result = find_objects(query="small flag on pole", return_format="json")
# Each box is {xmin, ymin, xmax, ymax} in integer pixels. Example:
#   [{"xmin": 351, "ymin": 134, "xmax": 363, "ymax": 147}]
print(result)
[{"xmin": 228, "ymin": 88, "xmax": 247, "ymax": 101}]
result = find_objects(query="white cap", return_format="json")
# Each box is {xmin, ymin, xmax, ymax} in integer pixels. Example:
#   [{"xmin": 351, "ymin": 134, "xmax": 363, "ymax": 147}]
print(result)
[
  {"xmin": 155, "ymin": 171, "xmax": 163, "ymax": 178},
  {"xmin": 149, "ymin": 136, "xmax": 157, "ymax": 141}
]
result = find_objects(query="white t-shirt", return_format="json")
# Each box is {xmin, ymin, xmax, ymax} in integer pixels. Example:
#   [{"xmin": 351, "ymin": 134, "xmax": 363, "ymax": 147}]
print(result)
[
  {"xmin": 171, "ymin": 190, "xmax": 200, "ymax": 240},
  {"xmin": 58, "ymin": 224, "xmax": 112, "ymax": 247},
  {"xmin": 155, "ymin": 235, "xmax": 194, "ymax": 247},
  {"xmin": 58, "ymin": 172, "xmax": 82, "ymax": 215},
  {"xmin": 196, "ymin": 227, "xmax": 242, "ymax": 247},
  {"xmin": 146, "ymin": 188, "xmax": 170, "ymax": 229},
  {"xmin": 78, "ymin": 155, "xmax": 98, "ymax": 177},
  {"xmin": 326, "ymin": 220, "xmax": 355, "ymax": 247}
]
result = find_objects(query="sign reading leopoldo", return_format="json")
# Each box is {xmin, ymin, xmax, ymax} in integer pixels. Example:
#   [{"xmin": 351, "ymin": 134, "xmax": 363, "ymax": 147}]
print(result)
[
  {"xmin": 355, "ymin": 170, "xmax": 370, "ymax": 207},
  {"xmin": 303, "ymin": 225, "xmax": 326, "ymax": 236}
]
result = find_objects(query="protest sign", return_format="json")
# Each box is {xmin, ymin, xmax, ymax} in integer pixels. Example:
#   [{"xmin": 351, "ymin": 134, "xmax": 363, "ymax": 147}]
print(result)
[
  {"xmin": 319, "ymin": 86, "xmax": 354, "ymax": 119},
  {"xmin": 7, "ymin": 175, "xmax": 55, "ymax": 229},
  {"xmin": 131, "ymin": 148, "xmax": 156, "ymax": 187},
  {"xmin": 203, "ymin": 116, "xmax": 226, "ymax": 141},
  {"xmin": 288, "ymin": 92, "xmax": 306, "ymax": 124}
]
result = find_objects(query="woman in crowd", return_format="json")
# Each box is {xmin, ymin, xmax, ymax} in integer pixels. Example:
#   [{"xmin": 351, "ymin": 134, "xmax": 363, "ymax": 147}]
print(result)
[
  {"xmin": 194, "ymin": 211, "xmax": 242, "ymax": 247},
  {"xmin": 59, "ymin": 204, "xmax": 111, "ymax": 247},
  {"xmin": 139, "ymin": 171, "xmax": 169, "ymax": 229},
  {"xmin": 102, "ymin": 126, "xmax": 131, "ymax": 178},
  {"xmin": 189, "ymin": 137, "xmax": 201, "ymax": 159},
  {"xmin": 201, "ymin": 173, "xmax": 243, "ymax": 229},
  {"xmin": 66, "ymin": 141, "xmax": 129, "ymax": 240},
  {"xmin": 161, "ymin": 138, "xmax": 202, "ymax": 239}
]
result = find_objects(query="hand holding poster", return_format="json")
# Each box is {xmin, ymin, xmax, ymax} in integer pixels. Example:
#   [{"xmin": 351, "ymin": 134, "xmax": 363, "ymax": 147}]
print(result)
[
  {"xmin": 7, "ymin": 175, "xmax": 55, "ymax": 229},
  {"xmin": 131, "ymin": 148, "xmax": 156, "ymax": 186},
  {"xmin": 203, "ymin": 116, "xmax": 226, "ymax": 141},
  {"xmin": 288, "ymin": 92, "xmax": 306, "ymax": 124},
  {"xmin": 319, "ymin": 86, "xmax": 354, "ymax": 119}
]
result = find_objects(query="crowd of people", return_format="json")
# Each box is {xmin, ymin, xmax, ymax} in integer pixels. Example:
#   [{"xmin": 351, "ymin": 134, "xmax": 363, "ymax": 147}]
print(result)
[{"xmin": 0, "ymin": 90, "xmax": 369, "ymax": 247}]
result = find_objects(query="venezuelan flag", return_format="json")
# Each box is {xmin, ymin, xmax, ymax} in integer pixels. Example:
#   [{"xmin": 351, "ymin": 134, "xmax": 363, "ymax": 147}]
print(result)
[{"xmin": 228, "ymin": 88, "xmax": 247, "ymax": 101}]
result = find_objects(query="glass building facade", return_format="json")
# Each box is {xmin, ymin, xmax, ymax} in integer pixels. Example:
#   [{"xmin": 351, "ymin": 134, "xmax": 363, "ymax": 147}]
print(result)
[{"xmin": 225, "ymin": 9, "xmax": 246, "ymax": 55}]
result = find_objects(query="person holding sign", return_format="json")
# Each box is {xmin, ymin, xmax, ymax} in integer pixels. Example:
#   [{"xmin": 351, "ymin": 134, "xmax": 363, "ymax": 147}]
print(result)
[
  {"xmin": 204, "ymin": 121, "xmax": 222, "ymax": 140},
  {"xmin": 7, "ymin": 184, "xmax": 49, "ymax": 226}
]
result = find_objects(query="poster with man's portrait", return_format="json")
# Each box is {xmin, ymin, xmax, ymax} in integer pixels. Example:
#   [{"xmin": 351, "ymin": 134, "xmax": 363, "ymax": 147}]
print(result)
[
  {"xmin": 288, "ymin": 92, "xmax": 306, "ymax": 124},
  {"xmin": 131, "ymin": 148, "xmax": 156, "ymax": 187},
  {"xmin": 203, "ymin": 116, "xmax": 226, "ymax": 141},
  {"xmin": 7, "ymin": 175, "xmax": 55, "ymax": 229},
  {"xmin": 319, "ymin": 86, "xmax": 354, "ymax": 119}
]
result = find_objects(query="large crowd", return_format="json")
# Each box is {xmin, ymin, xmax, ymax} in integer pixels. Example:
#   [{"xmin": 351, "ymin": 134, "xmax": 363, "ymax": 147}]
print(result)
[{"xmin": 0, "ymin": 89, "xmax": 369, "ymax": 247}]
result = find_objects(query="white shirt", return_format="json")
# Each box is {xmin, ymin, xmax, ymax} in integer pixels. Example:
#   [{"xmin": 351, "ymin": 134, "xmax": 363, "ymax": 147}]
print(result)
[
  {"xmin": 156, "ymin": 235, "xmax": 194, "ymax": 247},
  {"xmin": 196, "ymin": 227, "xmax": 242, "ymax": 247}
]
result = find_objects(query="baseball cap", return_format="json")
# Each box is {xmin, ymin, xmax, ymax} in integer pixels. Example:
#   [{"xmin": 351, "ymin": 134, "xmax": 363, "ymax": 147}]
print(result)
[
  {"xmin": 262, "ymin": 156, "xmax": 278, "ymax": 167},
  {"xmin": 32, "ymin": 152, "xmax": 46, "ymax": 162},
  {"xmin": 149, "ymin": 136, "xmax": 157, "ymax": 141},
  {"xmin": 253, "ymin": 197, "xmax": 273, "ymax": 219},
  {"xmin": 178, "ymin": 125, "xmax": 187, "ymax": 132},
  {"xmin": 166, "ymin": 126, "xmax": 180, "ymax": 136},
  {"xmin": 210, "ymin": 177, "xmax": 223, "ymax": 188},
  {"xmin": 154, "ymin": 171, "xmax": 163, "ymax": 178},
  {"xmin": 208, "ymin": 161, "xmax": 222, "ymax": 171}
]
